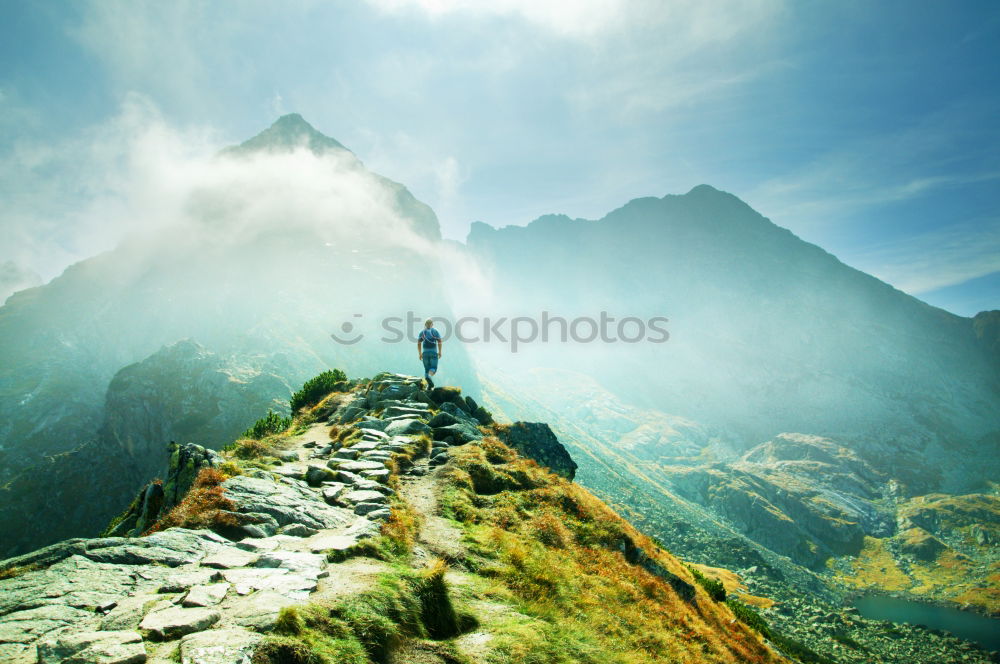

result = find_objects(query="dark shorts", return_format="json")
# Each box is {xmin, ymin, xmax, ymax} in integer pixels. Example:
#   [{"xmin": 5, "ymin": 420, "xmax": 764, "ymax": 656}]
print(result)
[{"xmin": 422, "ymin": 351, "xmax": 438, "ymax": 375}]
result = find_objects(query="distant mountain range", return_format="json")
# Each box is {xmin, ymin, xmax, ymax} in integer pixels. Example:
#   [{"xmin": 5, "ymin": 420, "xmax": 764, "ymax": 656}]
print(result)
[{"xmin": 1, "ymin": 114, "xmax": 997, "ymax": 631}]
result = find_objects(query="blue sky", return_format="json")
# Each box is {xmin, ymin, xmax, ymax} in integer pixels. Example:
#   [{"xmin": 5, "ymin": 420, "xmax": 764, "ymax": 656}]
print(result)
[{"xmin": 1, "ymin": 0, "xmax": 998, "ymax": 315}]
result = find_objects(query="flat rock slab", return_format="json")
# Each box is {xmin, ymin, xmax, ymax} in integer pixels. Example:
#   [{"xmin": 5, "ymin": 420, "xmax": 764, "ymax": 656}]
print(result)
[
  {"xmin": 226, "ymin": 591, "xmax": 298, "ymax": 632},
  {"xmin": 222, "ymin": 475, "xmax": 355, "ymax": 532},
  {"xmin": 158, "ymin": 569, "xmax": 218, "ymax": 594},
  {"xmin": 179, "ymin": 627, "xmax": 262, "ymax": 664},
  {"xmin": 182, "ymin": 583, "xmax": 230, "ymax": 607},
  {"xmin": 36, "ymin": 629, "xmax": 145, "ymax": 664},
  {"xmin": 360, "ymin": 469, "xmax": 390, "ymax": 482},
  {"xmin": 234, "ymin": 535, "xmax": 301, "ymax": 553},
  {"xmin": 200, "ymin": 548, "xmax": 259, "ymax": 569},
  {"xmin": 140, "ymin": 606, "xmax": 220, "ymax": 641},
  {"xmin": 255, "ymin": 551, "xmax": 327, "ymax": 575},
  {"xmin": 342, "ymin": 489, "xmax": 387, "ymax": 504},
  {"xmin": 331, "ymin": 460, "xmax": 386, "ymax": 473},
  {"xmin": 0, "ymin": 604, "xmax": 96, "ymax": 644},
  {"xmin": 220, "ymin": 568, "xmax": 317, "ymax": 599},
  {"xmin": 304, "ymin": 534, "xmax": 358, "ymax": 554},
  {"xmin": 349, "ymin": 440, "xmax": 381, "ymax": 452}
]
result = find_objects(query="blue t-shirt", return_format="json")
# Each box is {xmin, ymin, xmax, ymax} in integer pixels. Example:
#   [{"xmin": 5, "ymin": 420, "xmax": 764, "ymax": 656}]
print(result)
[{"xmin": 420, "ymin": 327, "xmax": 441, "ymax": 352}]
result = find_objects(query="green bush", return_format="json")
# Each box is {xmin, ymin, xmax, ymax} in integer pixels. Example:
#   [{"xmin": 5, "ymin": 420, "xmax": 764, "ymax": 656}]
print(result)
[
  {"xmin": 290, "ymin": 369, "xmax": 348, "ymax": 413},
  {"xmin": 725, "ymin": 599, "xmax": 770, "ymax": 638},
  {"xmin": 688, "ymin": 566, "xmax": 726, "ymax": 602},
  {"xmin": 242, "ymin": 410, "xmax": 292, "ymax": 439}
]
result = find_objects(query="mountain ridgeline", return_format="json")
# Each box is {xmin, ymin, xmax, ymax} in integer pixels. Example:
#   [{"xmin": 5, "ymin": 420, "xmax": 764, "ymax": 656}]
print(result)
[{"xmin": 0, "ymin": 115, "xmax": 998, "ymax": 662}]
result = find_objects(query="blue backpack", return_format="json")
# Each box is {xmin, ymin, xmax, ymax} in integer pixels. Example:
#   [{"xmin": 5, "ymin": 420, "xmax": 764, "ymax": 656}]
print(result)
[{"xmin": 421, "ymin": 328, "xmax": 439, "ymax": 349}]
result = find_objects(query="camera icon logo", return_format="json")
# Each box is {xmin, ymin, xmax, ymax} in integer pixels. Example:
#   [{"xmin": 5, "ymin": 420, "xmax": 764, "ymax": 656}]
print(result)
[{"xmin": 330, "ymin": 314, "xmax": 364, "ymax": 345}]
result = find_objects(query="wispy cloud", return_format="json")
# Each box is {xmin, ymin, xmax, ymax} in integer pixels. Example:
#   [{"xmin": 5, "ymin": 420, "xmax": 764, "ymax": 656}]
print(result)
[
  {"xmin": 856, "ymin": 216, "xmax": 1000, "ymax": 295},
  {"xmin": 365, "ymin": 0, "xmax": 629, "ymax": 38},
  {"xmin": 745, "ymin": 101, "xmax": 1000, "ymax": 300}
]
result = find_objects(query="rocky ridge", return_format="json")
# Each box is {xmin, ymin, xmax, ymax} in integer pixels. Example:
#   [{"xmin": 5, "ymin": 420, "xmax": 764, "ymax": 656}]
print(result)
[{"xmin": 0, "ymin": 373, "xmax": 578, "ymax": 664}]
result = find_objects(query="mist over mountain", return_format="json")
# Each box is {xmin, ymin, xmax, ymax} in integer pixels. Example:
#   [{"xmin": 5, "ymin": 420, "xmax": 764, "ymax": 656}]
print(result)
[
  {"xmin": 0, "ymin": 115, "xmax": 477, "ymax": 556},
  {"xmin": 1, "ymin": 116, "xmax": 998, "ymax": 660},
  {"xmin": 465, "ymin": 185, "xmax": 1000, "ymax": 494}
]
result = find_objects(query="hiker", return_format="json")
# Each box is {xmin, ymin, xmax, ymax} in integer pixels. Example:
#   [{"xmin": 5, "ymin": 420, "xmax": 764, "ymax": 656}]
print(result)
[{"xmin": 417, "ymin": 318, "xmax": 442, "ymax": 388}]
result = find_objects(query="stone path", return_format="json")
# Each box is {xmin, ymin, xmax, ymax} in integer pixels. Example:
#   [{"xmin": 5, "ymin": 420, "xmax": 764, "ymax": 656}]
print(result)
[
  {"xmin": 0, "ymin": 372, "xmax": 492, "ymax": 664},
  {"xmin": 398, "ymin": 459, "xmax": 467, "ymax": 565}
]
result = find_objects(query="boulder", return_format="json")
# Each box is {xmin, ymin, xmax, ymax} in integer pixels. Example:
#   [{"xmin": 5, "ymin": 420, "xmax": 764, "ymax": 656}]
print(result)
[
  {"xmin": 342, "ymin": 490, "xmax": 387, "ymax": 505},
  {"xmin": 182, "ymin": 583, "xmax": 230, "ymax": 608},
  {"xmin": 360, "ymin": 469, "xmax": 390, "ymax": 483},
  {"xmin": 305, "ymin": 465, "xmax": 337, "ymax": 487},
  {"xmin": 139, "ymin": 606, "xmax": 220, "ymax": 641},
  {"xmin": 497, "ymin": 422, "xmax": 577, "ymax": 481},
  {"xmin": 432, "ymin": 421, "xmax": 482, "ymax": 445},
  {"xmin": 354, "ymin": 502, "xmax": 388, "ymax": 516},
  {"xmin": 385, "ymin": 418, "xmax": 431, "ymax": 437},
  {"xmin": 357, "ymin": 419, "xmax": 389, "ymax": 432},
  {"xmin": 331, "ymin": 460, "xmax": 386, "ymax": 473},
  {"xmin": 428, "ymin": 411, "xmax": 459, "ymax": 428},
  {"xmin": 322, "ymin": 483, "xmax": 348, "ymax": 504}
]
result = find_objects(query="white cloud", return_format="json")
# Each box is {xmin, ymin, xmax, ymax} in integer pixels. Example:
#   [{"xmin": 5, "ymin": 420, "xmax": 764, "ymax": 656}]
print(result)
[
  {"xmin": 0, "ymin": 94, "xmax": 448, "ymax": 289},
  {"xmin": 743, "ymin": 103, "xmax": 1000, "ymax": 299},
  {"xmin": 857, "ymin": 216, "xmax": 1000, "ymax": 295},
  {"xmin": 366, "ymin": 0, "xmax": 628, "ymax": 38}
]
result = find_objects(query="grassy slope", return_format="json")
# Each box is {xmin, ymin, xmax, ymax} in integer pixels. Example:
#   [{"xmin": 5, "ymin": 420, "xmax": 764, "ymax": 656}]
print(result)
[{"xmin": 149, "ymin": 382, "xmax": 783, "ymax": 663}]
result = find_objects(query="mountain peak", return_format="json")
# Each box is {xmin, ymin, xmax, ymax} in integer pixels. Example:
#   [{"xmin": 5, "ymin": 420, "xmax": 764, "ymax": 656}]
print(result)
[{"xmin": 223, "ymin": 114, "xmax": 354, "ymax": 158}]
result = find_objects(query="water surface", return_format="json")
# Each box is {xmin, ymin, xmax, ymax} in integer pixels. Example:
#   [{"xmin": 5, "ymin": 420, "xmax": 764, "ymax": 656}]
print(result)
[{"xmin": 854, "ymin": 595, "xmax": 1000, "ymax": 652}]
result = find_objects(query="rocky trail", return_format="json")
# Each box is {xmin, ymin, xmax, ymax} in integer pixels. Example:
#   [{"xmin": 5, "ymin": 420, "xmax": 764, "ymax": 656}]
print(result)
[{"xmin": 0, "ymin": 373, "xmax": 497, "ymax": 664}]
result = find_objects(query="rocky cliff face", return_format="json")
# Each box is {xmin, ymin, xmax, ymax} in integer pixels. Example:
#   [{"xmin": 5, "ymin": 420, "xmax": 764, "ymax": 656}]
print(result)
[
  {"xmin": 101, "ymin": 340, "xmax": 292, "ymax": 480},
  {"xmin": 0, "ymin": 341, "xmax": 295, "ymax": 558}
]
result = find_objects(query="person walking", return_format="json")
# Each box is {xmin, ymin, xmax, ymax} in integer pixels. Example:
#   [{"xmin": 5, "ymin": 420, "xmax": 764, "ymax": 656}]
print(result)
[{"xmin": 417, "ymin": 318, "xmax": 442, "ymax": 388}]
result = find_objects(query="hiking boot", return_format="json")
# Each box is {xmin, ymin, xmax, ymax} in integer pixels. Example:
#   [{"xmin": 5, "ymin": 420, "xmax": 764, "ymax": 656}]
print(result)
[{"xmin": 426, "ymin": 376, "xmax": 435, "ymax": 389}]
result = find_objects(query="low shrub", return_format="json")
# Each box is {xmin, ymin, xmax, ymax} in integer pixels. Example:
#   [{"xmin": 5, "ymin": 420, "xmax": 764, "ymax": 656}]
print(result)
[
  {"xmin": 291, "ymin": 369, "xmax": 348, "ymax": 414},
  {"xmin": 689, "ymin": 566, "xmax": 727, "ymax": 602},
  {"xmin": 242, "ymin": 410, "xmax": 292, "ymax": 439},
  {"xmin": 725, "ymin": 599, "xmax": 770, "ymax": 638}
]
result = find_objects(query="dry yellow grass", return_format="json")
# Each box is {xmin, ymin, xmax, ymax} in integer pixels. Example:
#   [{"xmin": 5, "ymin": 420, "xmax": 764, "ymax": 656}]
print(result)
[
  {"xmin": 836, "ymin": 536, "xmax": 913, "ymax": 593},
  {"xmin": 689, "ymin": 563, "xmax": 775, "ymax": 609},
  {"xmin": 439, "ymin": 436, "xmax": 782, "ymax": 664}
]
